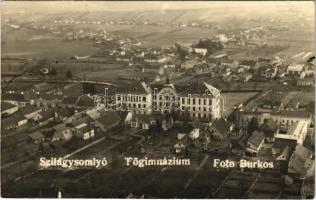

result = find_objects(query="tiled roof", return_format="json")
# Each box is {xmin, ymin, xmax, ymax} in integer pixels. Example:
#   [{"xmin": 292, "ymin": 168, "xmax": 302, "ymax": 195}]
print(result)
[
  {"xmin": 273, "ymin": 138, "xmax": 296, "ymax": 152},
  {"xmin": 1, "ymin": 102, "xmax": 17, "ymax": 111},
  {"xmin": 1, "ymin": 114, "xmax": 27, "ymax": 128},
  {"xmin": 240, "ymin": 60, "xmax": 257, "ymax": 67},
  {"xmin": 55, "ymin": 107, "xmax": 75, "ymax": 118},
  {"xmin": 248, "ymin": 131, "xmax": 264, "ymax": 147},
  {"xmin": 96, "ymin": 111, "xmax": 121, "ymax": 127},
  {"xmin": 2, "ymin": 93, "xmax": 29, "ymax": 102},
  {"xmin": 258, "ymin": 58, "xmax": 272, "ymax": 63},
  {"xmin": 297, "ymin": 78, "xmax": 314, "ymax": 83},
  {"xmin": 295, "ymin": 144, "xmax": 313, "ymax": 160},
  {"xmin": 38, "ymin": 94, "xmax": 63, "ymax": 101},
  {"xmin": 210, "ymin": 118, "xmax": 232, "ymax": 136},
  {"xmin": 76, "ymin": 95, "xmax": 95, "ymax": 107},
  {"xmin": 33, "ymin": 82, "xmax": 54, "ymax": 92},
  {"xmin": 75, "ymin": 123, "xmax": 93, "ymax": 135},
  {"xmin": 206, "ymin": 58, "xmax": 220, "ymax": 64},
  {"xmin": 279, "ymin": 111, "xmax": 311, "ymax": 119},
  {"xmin": 220, "ymin": 58, "xmax": 235, "ymax": 64},
  {"xmin": 53, "ymin": 123, "xmax": 68, "ymax": 132},
  {"xmin": 289, "ymin": 144, "xmax": 313, "ymax": 175},
  {"xmin": 183, "ymin": 59, "xmax": 199, "ymax": 69},
  {"xmin": 38, "ymin": 108, "xmax": 55, "ymax": 121},
  {"xmin": 178, "ymin": 81, "xmax": 220, "ymax": 96},
  {"xmin": 151, "ymin": 84, "xmax": 167, "ymax": 91},
  {"xmin": 62, "ymin": 96, "xmax": 78, "ymax": 105},
  {"xmin": 28, "ymin": 131, "xmax": 44, "ymax": 140},
  {"xmin": 21, "ymin": 106, "xmax": 41, "ymax": 115},
  {"xmin": 71, "ymin": 116, "xmax": 94, "ymax": 127},
  {"xmin": 116, "ymin": 81, "xmax": 150, "ymax": 94},
  {"xmin": 131, "ymin": 114, "xmax": 151, "ymax": 124}
]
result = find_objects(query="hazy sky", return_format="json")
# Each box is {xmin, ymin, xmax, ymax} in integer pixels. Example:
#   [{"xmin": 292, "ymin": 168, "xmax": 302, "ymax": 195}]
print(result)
[{"xmin": 2, "ymin": 1, "xmax": 314, "ymax": 13}]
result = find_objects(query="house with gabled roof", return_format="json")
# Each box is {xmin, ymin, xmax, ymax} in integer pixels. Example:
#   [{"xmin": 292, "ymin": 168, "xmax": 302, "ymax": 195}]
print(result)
[
  {"xmin": 130, "ymin": 114, "xmax": 156, "ymax": 130},
  {"xmin": 32, "ymin": 108, "xmax": 56, "ymax": 125},
  {"xmin": 1, "ymin": 114, "xmax": 28, "ymax": 131},
  {"xmin": 209, "ymin": 117, "xmax": 233, "ymax": 140},
  {"xmin": 61, "ymin": 96, "xmax": 78, "ymax": 107},
  {"xmin": 73, "ymin": 123, "xmax": 95, "ymax": 140},
  {"xmin": 28, "ymin": 131, "xmax": 45, "ymax": 144},
  {"xmin": 1, "ymin": 102, "xmax": 18, "ymax": 116},
  {"xmin": 239, "ymin": 60, "xmax": 257, "ymax": 69},
  {"xmin": 54, "ymin": 107, "xmax": 75, "ymax": 122},
  {"xmin": 76, "ymin": 95, "xmax": 95, "ymax": 108},
  {"xmin": 34, "ymin": 93, "xmax": 63, "ymax": 108},
  {"xmin": 272, "ymin": 138, "xmax": 297, "ymax": 161},
  {"xmin": 94, "ymin": 111, "xmax": 121, "ymax": 133},
  {"xmin": 245, "ymin": 131, "xmax": 265, "ymax": 156},
  {"xmin": 2, "ymin": 93, "xmax": 33, "ymax": 107},
  {"xmin": 21, "ymin": 106, "xmax": 42, "ymax": 119},
  {"xmin": 288, "ymin": 144, "xmax": 314, "ymax": 178}
]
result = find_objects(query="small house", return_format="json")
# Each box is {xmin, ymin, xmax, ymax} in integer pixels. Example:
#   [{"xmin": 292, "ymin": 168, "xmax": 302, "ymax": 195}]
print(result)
[
  {"xmin": 272, "ymin": 138, "xmax": 297, "ymax": 161},
  {"xmin": 209, "ymin": 118, "xmax": 233, "ymax": 140},
  {"xmin": 21, "ymin": 106, "xmax": 42, "ymax": 119},
  {"xmin": 28, "ymin": 131, "xmax": 45, "ymax": 144},
  {"xmin": 1, "ymin": 102, "xmax": 18, "ymax": 116},
  {"xmin": 130, "ymin": 114, "xmax": 156, "ymax": 130},
  {"xmin": 174, "ymin": 142, "xmax": 186, "ymax": 154},
  {"xmin": 74, "ymin": 123, "xmax": 95, "ymax": 140},
  {"xmin": 245, "ymin": 131, "xmax": 265, "ymax": 156},
  {"xmin": 95, "ymin": 111, "xmax": 121, "ymax": 133},
  {"xmin": 1, "ymin": 114, "xmax": 28, "ymax": 131},
  {"xmin": 189, "ymin": 128, "xmax": 200, "ymax": 140},
  {"xmin": 288, "ymin": 144, "xmax": 314, "ymax": 178}
]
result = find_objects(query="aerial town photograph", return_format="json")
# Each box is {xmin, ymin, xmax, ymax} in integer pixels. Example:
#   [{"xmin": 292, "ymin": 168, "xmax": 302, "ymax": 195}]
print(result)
[{"xmin": 1, "ymin": 1, "xmax": 315, "ymax": 199}]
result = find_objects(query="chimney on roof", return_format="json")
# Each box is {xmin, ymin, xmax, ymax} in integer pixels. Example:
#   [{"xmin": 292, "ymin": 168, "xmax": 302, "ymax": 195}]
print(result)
[
  {"xmin": 105, "ymin": 88, "xmax": 108, "ymax": 98},
  {"xmin": 166, "ymin": 76, "xmax": 170, "ymax": 85}
]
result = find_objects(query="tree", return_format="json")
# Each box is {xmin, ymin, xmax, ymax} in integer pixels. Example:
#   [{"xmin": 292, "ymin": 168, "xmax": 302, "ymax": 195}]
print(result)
[
  {"xmin": 50, "ymin": 68, "xmax": 57, "ymax": 76},
  {"xmin": 175, "ymin": 43, "xmax": 188, "ymax": 61},
  {"xmin": 247, "ymin": 117, "xmax": 259, "ymax": 135},
  {"xmin": 65, "ymin": 70, "xmax": 73, "ymax": 79},
  {"xmin": 82, "ymin": 82, "xmax": 96, "ymax": 95},
  {"xmin": 192, "ymin": 118, "xmax": 201, "ymax": 129},
  {"xmin": 193, "ymin": 38, "xmax": 224, "ymax": 55}
]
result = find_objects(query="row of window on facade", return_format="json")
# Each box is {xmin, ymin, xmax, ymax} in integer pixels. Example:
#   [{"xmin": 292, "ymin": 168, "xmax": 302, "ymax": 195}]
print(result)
[
  {"xmin": 181, "ymin": 97, "xmax": 213, "ymax": 106},
  {"xmin": 181, "ymin": 106, "xmax": 212, "ymax": 112},
  {"xmin": 181, "ymin": 112, "xmax": 212, "ymax": 119},
  {"xmin": 153, "ymin": 103, "xmax": 212, "ymax": 112},
  {"xmin": 153, "ymin": 95, "xmax": 178, "ymax": 101},
  {"xmin": 117, "ymin": 95, "xmax": 146, "ymax": 102},
  {"xmin": 118, "ymin": 103, "xmax": 147, "ymax": 109},
  {"xmin": 116, "ymin": 95, "xmax": 213, "ymax": 106},
  {"xmin": 241, "ymin": 116, "xmax": 305, "ymax": 125}
]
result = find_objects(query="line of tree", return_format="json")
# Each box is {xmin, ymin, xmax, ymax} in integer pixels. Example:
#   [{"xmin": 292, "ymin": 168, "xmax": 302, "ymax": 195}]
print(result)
[
  {"xmin": 65, "ymin": 70, "xmax": 72, "ymax": 79},
  {"xmin": 175, "ymin": 43, "xmax": 188, "ymax": 61},
  {"xmin": 192, "ymin": 38, "xmax": 224, "ymax": 55}
]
